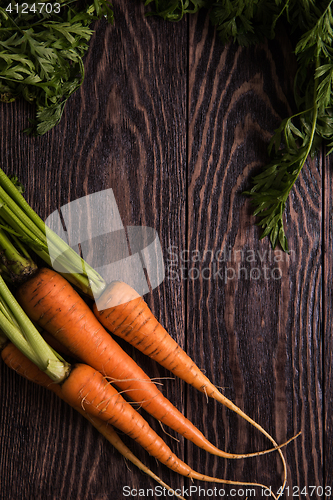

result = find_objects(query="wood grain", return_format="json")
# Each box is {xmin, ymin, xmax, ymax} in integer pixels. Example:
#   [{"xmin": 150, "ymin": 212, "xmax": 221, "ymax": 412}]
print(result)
[
  {"xmin": 185, "ymin": 11, "xmax": 323, "ymax": 498},
  {"xmin": 0, "ymin": 2, "xmax": 327, "ymax": 499},
  {"xmin": 324, "ymin": 148, "xmax": 332, "ymax": 491}
]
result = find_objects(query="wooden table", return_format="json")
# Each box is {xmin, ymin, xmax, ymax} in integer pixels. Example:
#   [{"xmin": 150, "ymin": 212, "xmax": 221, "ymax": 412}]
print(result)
[{"xmin": 0, "ymin": 2, "xmax": 330, "ymax": 499}]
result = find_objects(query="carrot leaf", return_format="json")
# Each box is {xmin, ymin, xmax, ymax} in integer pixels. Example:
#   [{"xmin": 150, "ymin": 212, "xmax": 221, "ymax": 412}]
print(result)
[{"xmin": 0, "ymin": 1, "xmax": 114, "ymax": 135}]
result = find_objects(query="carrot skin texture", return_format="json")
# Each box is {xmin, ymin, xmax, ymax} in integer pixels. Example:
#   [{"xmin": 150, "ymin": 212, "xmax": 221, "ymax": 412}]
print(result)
[
  {"xmin": 0, "ymin": 343, "xmax": 279, "ymax": 497},
  {"xmin": 93, "ymin": 281, "xmax": 292, "ymax": 499},
  {"xmin": 16, "ymin": 268, "xmax": 246, "ymax": 459},
  {"xmin": 0, "ymin": 343, "xmax": 191, "ymax": 475},
  {"xmin": 93, "ymin": 282, "xmax": 281, "ymax": 443},
  {"xmin": 2, "ymin": 340, "xmax": 192, "ymax": 476},
  {"xmin": 1, "ymin": 342, "xmax": 187, "ymax": 500},
  {"xmin": 95, "ymin": 287, "xmax": 209, "ymax": 392}
]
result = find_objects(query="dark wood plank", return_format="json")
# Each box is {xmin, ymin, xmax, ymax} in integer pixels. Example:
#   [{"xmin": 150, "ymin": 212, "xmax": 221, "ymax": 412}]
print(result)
[
  {"xmin": 186, "ymin": 12, "xmax": 323, "ymax": 499},
  {"xmin": 324, "ymin": 150, "xmax": 332, "ymax": 492}
]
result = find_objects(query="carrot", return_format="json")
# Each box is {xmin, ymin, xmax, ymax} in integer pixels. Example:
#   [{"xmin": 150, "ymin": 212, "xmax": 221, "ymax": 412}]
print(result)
[
  {"xmin": 94, "ymin": 280, "xmax": 297, "ymax": 496},
  {"xmin": 1, "ymin": 341, "xmax": 186, "ymax": 500},
  {"xmin": 16, "ymin": 267, "xmax": 283, "ymax": 461},
  {"xmin": 1, "ymin": 341, "xmax": 279, "ymax": 498},
  {"xmin": 93, "ymin": 281, "xmax": 284, "ymax": 440}
]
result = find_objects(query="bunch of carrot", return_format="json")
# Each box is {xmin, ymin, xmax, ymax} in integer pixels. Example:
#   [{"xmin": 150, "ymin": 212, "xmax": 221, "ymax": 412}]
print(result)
[
  {"xmin": 0, "ymin": 168, "xmax": 297, "ymax": 497},
  {"xmin": 0, "ymin": 336, "xmax": 186, "ymax": 499}
]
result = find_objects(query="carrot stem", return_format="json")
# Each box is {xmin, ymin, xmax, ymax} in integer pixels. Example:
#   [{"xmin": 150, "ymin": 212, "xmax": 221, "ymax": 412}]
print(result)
[
  {"xmin": 0, "ymin": 225, "xmax": 37, "ymax": 281},
  {"xmin": 0, "ymin": 308, "xmax": 41, "ymax": 368},
  {"xmin": 0, "ymin": 275, "xmax": 69, "ymax": 381},
  {"xmin": 0, "ymin": 168, "xmax": 106, "ymax": 297}
]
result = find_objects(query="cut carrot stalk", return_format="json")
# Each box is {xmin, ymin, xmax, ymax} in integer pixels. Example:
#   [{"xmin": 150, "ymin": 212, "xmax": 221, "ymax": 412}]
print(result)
[
  {"xmin": 0, "ymin": 226, "xmax": 37, "ymax": 283},
  {"xmin": 0, "ymin": 168, "xmax": 105, "ymax": 298},
  {"xmin": 1, "ymin": 341, "xmax": 278, "ymax": 499}
]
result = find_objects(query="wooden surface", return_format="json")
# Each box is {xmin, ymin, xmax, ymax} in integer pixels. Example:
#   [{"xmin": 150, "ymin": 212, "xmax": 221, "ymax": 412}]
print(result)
[{"xmin": 0, "ymin": 2, "xmax": 329, "ymax": 499}]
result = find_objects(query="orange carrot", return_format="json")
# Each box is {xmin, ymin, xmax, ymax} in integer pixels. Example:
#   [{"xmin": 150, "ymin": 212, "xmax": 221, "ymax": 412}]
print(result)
[
  {"xmin": 1, "ymin": 342, "xmax": 278, "ymax": 498},
  {"xmin": 94, "ymin": 280, "xmax": 299, "ymax": 499},
  {"xmin": 93, "ymin": 281, "xmax": 282, "ymax": 441},
  {"xmin": 1, "ymin": 341, "xmax": 186, "ymax": 500},
  {"xmin": 16, "ymin": 267, "xmax": 284, "ymax": 463}
]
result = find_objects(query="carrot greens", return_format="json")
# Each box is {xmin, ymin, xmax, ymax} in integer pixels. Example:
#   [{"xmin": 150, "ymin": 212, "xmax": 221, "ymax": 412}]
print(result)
[
  {"xmin": 0, "ymin": 168, "xmax": 106, "ymax": 297},
  {"xmin": 144, "ymin": 0, "xmax": 208, "ymax": 21},
  {"xmin": 0, "ymin": 0, "xmax": 114, "ymax": 135},
  {"xmin": 244, "ymin": 2, "xmax": 333, "ymax": 251},
  {"xmin": 144, "ymin": 0, "xmax": 333, "ymax": 251}
]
